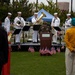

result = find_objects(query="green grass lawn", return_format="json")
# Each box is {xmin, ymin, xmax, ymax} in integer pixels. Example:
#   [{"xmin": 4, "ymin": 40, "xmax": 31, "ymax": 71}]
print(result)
[{"xmin": 10, "ymin": 52, "xmax": 66, "ymax": 75}]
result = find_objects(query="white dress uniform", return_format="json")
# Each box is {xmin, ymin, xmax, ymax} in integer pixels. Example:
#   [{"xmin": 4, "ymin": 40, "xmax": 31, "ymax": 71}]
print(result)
[
  {"xmin": 65, "ymin": 18, "xmax": 72, "ymax": 31},
  {"xmin": 32, "ymin": 17, "xmax": 38, "ymax": 42},
  {"xmin": 4, "ymin": 17, "xmax": 11, "ymax": 33},
  {"xmin": 14, "ymin": 16, "xmax": 25, "ymax": 43},
  {"xmin": 51, "ymin": 17, "xmax": 60, "ymax": 43}
]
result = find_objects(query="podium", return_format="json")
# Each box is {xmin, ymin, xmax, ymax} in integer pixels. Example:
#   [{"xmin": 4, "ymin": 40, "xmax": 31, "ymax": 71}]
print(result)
[
  {"xmin": 13, "ymin": 29, "xmax": 21, "ymax": 43},
  {"xmin": 22, "ymin": 26, "xmax": 30, "ymax": 43},
  {"xmin": 40, "ymin": 25, "xmax": 52, "ymax": 49}
]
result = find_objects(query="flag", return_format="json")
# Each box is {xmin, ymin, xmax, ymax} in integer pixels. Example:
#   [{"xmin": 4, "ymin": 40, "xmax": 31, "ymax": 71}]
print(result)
[
  {"xmin": 61, "ymin": 46, "xmax": 64, "ymax": 49},
  {"xmin": 51, "ymin": 47, "xmax": 56, "ymax": 54},
  {"xmin": 41, "ymin": 48, "xmax": 45, "ymax": 55},
  {"xmin": 57, "ymin": 48, "xmax": 60, "ymax": 53},
  {"xmin": 44, "ymin": 47, "xmax": 48, "ymax": 54},
  {"xmin": 53, "ymin": 49, "xmax": 56, "ymax": 54},
  {"xmin": 39, "ymin": 47, "xmax": 52, "ymax": 56},
  {"xmin": 28, "ymin": 46, "xmax": 35, "ymax": 53},
  {"xmin": 47, "ymin": 48, "xmax": 52, "ymax": 55},
  {"xmin": 18, "ymin": 44, "xmax": 21, "ymax": 50}
]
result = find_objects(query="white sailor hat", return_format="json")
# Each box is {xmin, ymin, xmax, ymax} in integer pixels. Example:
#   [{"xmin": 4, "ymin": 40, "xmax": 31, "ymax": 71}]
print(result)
[
  {"xmin": 34, "ymin": 12, "xmax": 38, "ymax": 15},
  {"xmin": 67, "ymin": 14, "xmax": 71, "ymax": 16},
  {"xmin": 17, "ymin": 12, "xmax": 22, "ymax": 14},
  {"xmin": 8, "ymin": 12, "xmax": 12, "ymax": 15},
  {"xmin": 54, "ymin": 12, "xmax": 58, "ymax": 15}
]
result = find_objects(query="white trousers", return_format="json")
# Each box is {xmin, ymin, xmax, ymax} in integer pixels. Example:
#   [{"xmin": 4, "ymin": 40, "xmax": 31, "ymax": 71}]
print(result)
[
  {"xmin": 32, "ymin": 31, "xmax": 38, "ymax": 42},
  {"xmin": 65, "ymin": 48, "xmax": 75, "ymax": 75},
  {"xmin": 15, "ymin": 30, "xmax": 22, "ymax": 43},
  {"xmin": 52, "ymin": 29, "xmax": 57, "ymax": 43},
  {"xmin": 5, "ymin": 26, "xmax": 10, "ymax": 33}
]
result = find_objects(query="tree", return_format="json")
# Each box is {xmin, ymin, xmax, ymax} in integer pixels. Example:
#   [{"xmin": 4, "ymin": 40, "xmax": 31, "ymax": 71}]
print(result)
[
  {"xmin": 37, "ymin": 0, "xmax": 68, "ymax": 25},
  {"xmin": 0, "ymin": 0, "xmax": 10, "ymax": 5},
  {"xmin": 11, "ymin": 0, "xmax": 33, "ymax": 20},
  {"xmin": 38, "ymin": 0, "xmax": 60, "ymax": 15},
  {"xmin": 0, "ymin": 0, "xmax": 34, "ymax": 22}
]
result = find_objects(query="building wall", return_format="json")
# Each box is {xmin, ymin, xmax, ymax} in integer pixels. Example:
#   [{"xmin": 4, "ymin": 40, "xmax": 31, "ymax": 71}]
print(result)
[{"xmin": 57, "ymin": 2, "xmax": 69, "ymax": 11}]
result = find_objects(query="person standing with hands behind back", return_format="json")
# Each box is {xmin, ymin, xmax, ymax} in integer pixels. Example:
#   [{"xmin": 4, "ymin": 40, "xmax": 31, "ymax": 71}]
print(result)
[
  {"xmin": 64, "ymin": 18, "xmax": 75, "ymax": 75},
  {"xmin": 0, "ymin": 20, "xmax": 8, "ymax": 75},
  {"xmin": 4, "ymin": 12, "xmax": 12, "ymax": 33}
]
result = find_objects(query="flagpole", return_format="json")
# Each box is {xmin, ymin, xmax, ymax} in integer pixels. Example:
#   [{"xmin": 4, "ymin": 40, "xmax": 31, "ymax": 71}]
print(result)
[
  {"xmin": 71, "ymin": 0, "xmax": 73, "ymax": 13},
  {"xmin": 36, "ymin": 0, "xmax": 38, "ymax": 12},
  {"xmin": 56, "ymin": 0, "xmax": 58, "ymax": 10}
]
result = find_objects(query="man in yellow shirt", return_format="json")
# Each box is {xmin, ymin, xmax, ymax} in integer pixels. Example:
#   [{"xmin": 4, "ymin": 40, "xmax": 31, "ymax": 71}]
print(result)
[{"xmin": 64, "ymin": 18, "xmax": 75, "ymax": 75}]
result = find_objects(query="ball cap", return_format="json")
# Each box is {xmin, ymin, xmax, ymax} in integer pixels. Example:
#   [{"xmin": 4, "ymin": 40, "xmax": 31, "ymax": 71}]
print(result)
[
  {"xmin": 71, "ymin": 18, "xmax": 75, "ymax": 26},
  {"xmin": 54, "ymin": 12, "xmax": 58, "ymax": 15},
  {"xmin": 8, "ymin": 12, "xmax": 12, "ymax": 15},
  {"xmin": 17, "ymin": 12, "xmax": 22, "ymax": 14},
  {"xmin": 67, "ymin": 14, "xmax": 71, "ymax": 16}
]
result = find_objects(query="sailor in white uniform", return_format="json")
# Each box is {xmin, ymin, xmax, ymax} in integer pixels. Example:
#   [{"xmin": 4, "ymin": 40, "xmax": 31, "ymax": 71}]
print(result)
[
  {"xmin": 4, "ymin": 12, "xmax": 12, "ymax": 33},
  {"xmin": 32, "ymin": 13, "xmax": 38, "ymax": 43},
  {"xmin": 51, "ymin": 12, "xmax": 60, "ymax": 43},
  {"xmin": 64, "ymin": 14, "xmax": 72, "ymax": 32},
  {"xmin": 14, "ymin": 12, "xmax": 25, "ymax": 43}
]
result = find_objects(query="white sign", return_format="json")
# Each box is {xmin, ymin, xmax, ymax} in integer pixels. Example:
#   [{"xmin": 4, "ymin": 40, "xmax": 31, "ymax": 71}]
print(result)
[{"xmin": 42, "ymin": 34, "xmax": 50, "ymax": 37}]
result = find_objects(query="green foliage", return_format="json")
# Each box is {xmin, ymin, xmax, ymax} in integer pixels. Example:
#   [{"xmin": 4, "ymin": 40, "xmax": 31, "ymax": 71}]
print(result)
[
  {"xmin": 0, "ymin": 0, "xmax": 9, "ymax": 5},
  {"xmin": 38, "ymin": 0, "xmax": 75, "ymax": 26},
  {"xmin": 0, "ymin": 0, "xmax": 33, "ymax": 22},
  {"xmin": 38, "ymin": 0, "xmax": 60, "ymax": 15},
  {"xmin": 0, "ymin": 3, "xmax": 8, "ymax": 21},
  {"xmin": 0, "ymin": 0, "xmax": 75, "ymax": 26},
  {"xmin": 10, "ymin": 0, "xmax": 33, "ymax": 20},
  {"xmin": 59, "ymin": 10, "xmax": 68, "ymax": 26}
]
